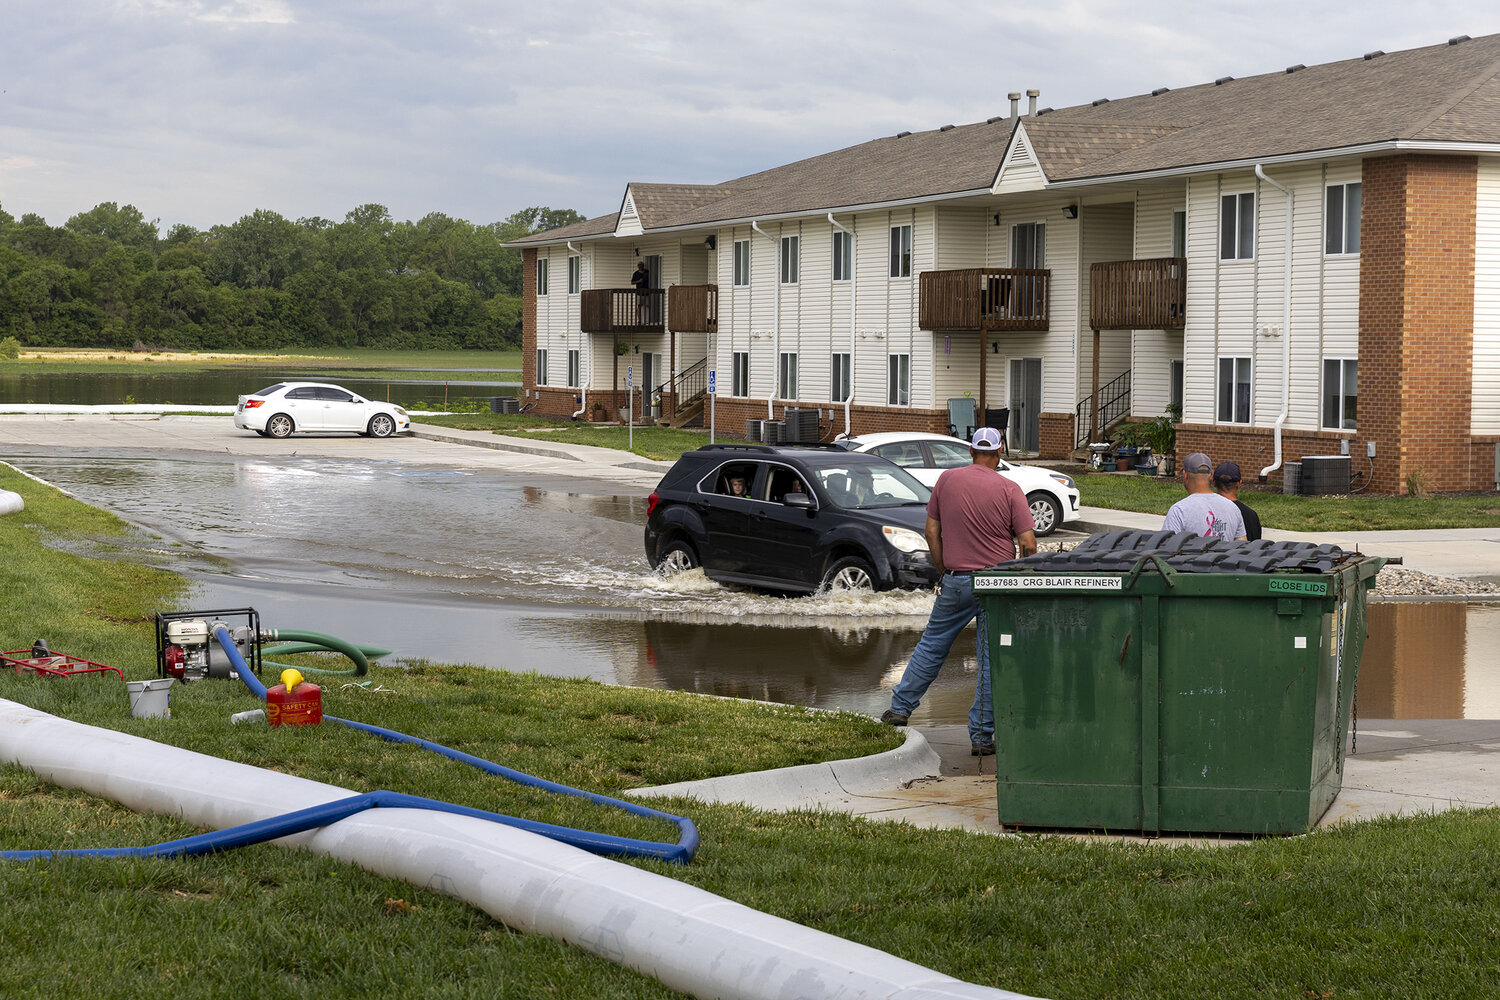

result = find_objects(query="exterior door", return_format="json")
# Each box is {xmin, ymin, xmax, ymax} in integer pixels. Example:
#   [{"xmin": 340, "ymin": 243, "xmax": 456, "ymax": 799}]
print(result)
[
  {"xmin": 1009, "ymin": 358, "xmax": 1042, "ymax": 453},
  {"xmin": 641, "ymin": 352, "xmax": 661, "ymax": 416}
]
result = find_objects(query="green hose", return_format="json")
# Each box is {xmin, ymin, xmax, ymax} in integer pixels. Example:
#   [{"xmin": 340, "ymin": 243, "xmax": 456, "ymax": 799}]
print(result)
[{"xmin": 262, "ymin": 628, "xmax": 377, "ymax": 678}]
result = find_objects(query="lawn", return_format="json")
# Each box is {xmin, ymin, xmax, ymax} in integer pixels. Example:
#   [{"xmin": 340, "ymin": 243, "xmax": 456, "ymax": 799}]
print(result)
[{"xmin": 3, "ymin": 464, "xmax": 1500, "ymax": 999}]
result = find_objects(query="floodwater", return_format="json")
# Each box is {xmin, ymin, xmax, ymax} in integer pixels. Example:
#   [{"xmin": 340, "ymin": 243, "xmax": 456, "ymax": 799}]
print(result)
[
  {"xmin": 3, "ymin": 450, "xmax": 1497, "ymax": 722},
  {"xmin": 0, "ymin": 368, "xmax": 518, "ymax": 410}
]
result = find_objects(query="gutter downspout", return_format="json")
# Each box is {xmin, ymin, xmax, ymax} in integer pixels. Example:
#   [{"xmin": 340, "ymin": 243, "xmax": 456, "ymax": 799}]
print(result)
[
  {"xmin": 567, "ymin": 241, "xmax": 588, "ymax": 418},
  {"xmin": 827, "ymin": 213, "xmax": 856, "ymax": 436},
  {"xmin": 1253, "ymin": 164, "xmax": 1292, "ymax": 480},
  {"xmin": 750, "ymin": 220, "xmax": 779, "ymax": 420}
]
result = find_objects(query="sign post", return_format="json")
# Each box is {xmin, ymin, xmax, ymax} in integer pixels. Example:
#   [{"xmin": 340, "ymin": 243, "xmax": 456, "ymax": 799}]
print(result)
[
  {"xmin": 627, "ymin": 365, "xmax": 634, "ymax": 450},
  {"xmin": 707, "ymin": 368, "xmax": 716, "ymax": 444}
]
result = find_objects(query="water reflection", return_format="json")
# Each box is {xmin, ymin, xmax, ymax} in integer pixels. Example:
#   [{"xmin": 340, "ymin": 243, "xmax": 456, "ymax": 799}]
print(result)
[
  {"xmin": 1358, "ymin": 601, "xmax": 1500, "ymax": 719},
  {"xmin": 0, "ymin": 369, "xmax": 517, "ymax": 409}
]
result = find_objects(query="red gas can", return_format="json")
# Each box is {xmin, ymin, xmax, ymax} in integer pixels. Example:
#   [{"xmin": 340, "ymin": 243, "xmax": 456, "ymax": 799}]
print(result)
[{"xmin": 266, "ymin": 669, "xmax": 322, "ymax": 727}]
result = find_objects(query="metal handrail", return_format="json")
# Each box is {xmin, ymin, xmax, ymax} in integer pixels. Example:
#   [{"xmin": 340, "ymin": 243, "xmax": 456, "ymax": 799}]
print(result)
[{"xmin": 1075, "ymin": 369, "xmax": 1132, "ymax": 449}]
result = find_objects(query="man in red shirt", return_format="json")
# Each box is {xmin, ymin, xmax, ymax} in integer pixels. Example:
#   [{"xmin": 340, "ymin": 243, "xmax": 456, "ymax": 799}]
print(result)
[{"xmin": 881, "ymin": 427, "xmax": 1037, "ymax": 755}]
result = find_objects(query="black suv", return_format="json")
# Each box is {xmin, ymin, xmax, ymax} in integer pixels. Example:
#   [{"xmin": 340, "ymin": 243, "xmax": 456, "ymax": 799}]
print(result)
[{"xmin": 645, "ymin": 443, "xmax": 940, "ymax": 593}]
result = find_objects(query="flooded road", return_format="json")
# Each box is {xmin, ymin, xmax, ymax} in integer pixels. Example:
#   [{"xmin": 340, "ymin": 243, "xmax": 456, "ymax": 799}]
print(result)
[{"xmin": 4, "ymin": 447, "xmax": 1497, "ymax": 722}]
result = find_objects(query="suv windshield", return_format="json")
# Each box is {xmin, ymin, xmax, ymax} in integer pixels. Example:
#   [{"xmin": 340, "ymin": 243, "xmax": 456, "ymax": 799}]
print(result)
[{"xmin": 812, "ymin": 463, "xmax": 929, "ymax": 510}]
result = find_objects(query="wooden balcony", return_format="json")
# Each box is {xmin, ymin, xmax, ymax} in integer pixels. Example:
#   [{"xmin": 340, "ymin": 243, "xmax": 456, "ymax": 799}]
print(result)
[
  {"xmin": 1089, "ymin": 257, "xmax": 1185, "ymax": 331},
  {"xmin": 919, "ymin": 268, "xmax": 1050, "ymax": 332},
  {"xmin": 666, "ymin": 284, "xmax": 717, "ymax": 333},
  {"xmin": 580, "ymin": 288, "xmax": 665, "ymax": 334}
]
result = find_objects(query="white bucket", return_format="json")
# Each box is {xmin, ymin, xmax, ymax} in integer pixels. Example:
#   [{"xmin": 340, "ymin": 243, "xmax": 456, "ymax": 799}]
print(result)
[{"xmin": 126, "ymin": 678, "xmax": 175, "ymax": 718}]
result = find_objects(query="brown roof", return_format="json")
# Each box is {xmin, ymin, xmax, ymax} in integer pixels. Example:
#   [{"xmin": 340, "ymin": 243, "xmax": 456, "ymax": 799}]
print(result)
[{"xmin": 509, "ymin": 34, "xmax": 1500, "ymax": 245}]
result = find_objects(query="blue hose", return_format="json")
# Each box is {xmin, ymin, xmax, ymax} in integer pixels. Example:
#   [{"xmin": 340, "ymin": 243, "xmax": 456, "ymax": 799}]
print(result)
[{"xmin": 1, "ymin": 628, "xmax": 699, "ymax": 865}]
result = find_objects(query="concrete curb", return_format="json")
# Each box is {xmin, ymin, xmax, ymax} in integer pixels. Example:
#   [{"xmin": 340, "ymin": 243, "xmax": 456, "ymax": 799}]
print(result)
[{"xmin": 627, "ymin": 726, "xmax": 942, "ymax": 810}]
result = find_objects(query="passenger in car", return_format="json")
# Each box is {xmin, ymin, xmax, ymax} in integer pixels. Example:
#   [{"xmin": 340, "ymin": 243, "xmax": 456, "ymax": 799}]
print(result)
[{"xmin": 724, "ymin": 474, "xmax": 749, "ymax": 497}]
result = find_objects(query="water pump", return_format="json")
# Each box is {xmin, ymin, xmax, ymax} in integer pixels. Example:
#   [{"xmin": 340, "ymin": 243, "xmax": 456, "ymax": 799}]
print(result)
[{"xmin": 155, "ymin": 608, "xmax": 263, "ymax": 682}]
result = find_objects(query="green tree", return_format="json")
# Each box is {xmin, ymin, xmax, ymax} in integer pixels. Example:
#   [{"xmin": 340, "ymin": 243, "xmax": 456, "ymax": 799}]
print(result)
[{"xmin": 65, "ymin": 202, "xmax": 158, "ymax": 249}]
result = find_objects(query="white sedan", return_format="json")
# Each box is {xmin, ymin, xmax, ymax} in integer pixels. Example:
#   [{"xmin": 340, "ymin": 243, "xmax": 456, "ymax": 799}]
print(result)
[
  {"xmin": 234, "ymin": 382, "xmax": 411, "ymax": 439},
  {"xmin": 836, "ymin": 432, "xmax": 1082, "ymax": 536}
]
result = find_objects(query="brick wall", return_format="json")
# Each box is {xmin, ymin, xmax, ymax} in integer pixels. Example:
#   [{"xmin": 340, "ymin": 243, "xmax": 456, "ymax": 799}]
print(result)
[
  {"xmin": 1038, "ymin": 412, "xmax": 1076, "ymax": 459},
  {"xmin": 520, "ymin": 249, "xmax": 537, "ymax": 398},
  {"xmin": 1176, "ymin": 423, "xmax": 1357, "ymax": 488},
  {"xmin": 1358, "ymin": 154, "xmax": 1477, "ymax": 492}
]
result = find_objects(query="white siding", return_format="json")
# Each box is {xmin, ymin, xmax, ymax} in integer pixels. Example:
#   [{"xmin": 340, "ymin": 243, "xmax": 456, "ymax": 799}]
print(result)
[
  {"xmin": 1475, "ymin": 158, "xmax": 1500, "ymax": 434},
  {"xmin": 1078, "ymin": 202, "xmax": 1134, "ymax": 417},
  {"xmin": 1129, "ymin": 184, "xmax": 1186, "ymax": 416}
]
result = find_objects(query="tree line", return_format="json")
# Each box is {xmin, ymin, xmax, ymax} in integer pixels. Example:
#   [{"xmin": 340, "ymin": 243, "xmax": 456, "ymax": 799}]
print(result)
[{"xmin": 0, "ymin": 202, "xmax": 583, "ymax": 351}]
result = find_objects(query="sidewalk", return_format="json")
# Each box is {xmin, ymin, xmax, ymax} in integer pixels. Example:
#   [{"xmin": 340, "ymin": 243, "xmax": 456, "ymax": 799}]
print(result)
[{"xmin": 632, "ymin": 720, "xmax": 1500, "ymax": 841}]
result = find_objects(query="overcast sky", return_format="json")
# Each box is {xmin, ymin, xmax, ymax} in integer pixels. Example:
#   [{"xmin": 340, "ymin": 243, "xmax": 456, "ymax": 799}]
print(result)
[{"xmin": 6, "ymin": 1, "xmax": 1500, "ymax": 233}]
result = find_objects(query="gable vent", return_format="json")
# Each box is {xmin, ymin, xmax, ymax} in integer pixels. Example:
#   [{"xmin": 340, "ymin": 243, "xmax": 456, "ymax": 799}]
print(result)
[
  {"xmin": 1450, "ymin": 35, "xmax": 1471, "ymax": 45},
  {"xmin": 895, "ymin": 130, "xmax": 912, "ymax": 138},
  {"xmin": 1363, "ymin": 50, "xmax": 1384, "ymax": 60},
  {"xmin": 1215, "ymin": 76, "xmax": 1234, "ymax": 85},
  {"xmin": 939, "ymin": 124, "xmax": 955, "ymax": 132},
  {"xmin": 1151, "ymin": 87, "xmax": 1170, "ymax": 96},
  {"xmin": 1285, "ymin": 64, "xmax": 1305, "ymax": 74}
]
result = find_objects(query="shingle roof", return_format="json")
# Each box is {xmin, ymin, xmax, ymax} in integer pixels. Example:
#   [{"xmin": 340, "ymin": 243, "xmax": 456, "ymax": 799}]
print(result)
[{"xmin": 509, "ymin": 34, "xmax": 1500, "ymax": 246}]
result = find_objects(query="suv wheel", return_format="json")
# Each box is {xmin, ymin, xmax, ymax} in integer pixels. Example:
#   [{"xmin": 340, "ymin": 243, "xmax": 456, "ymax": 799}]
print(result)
[
  {"xmin": 821, "ymin": 555, "xmax": 875, "ymax": 593},
  {"xmin": 1027, "ymin": 492, "xmax": 1061, "ymax": 537},
  {"xmin": 656, "ymin": 539, "xmax": 699, "ymax": 577}
]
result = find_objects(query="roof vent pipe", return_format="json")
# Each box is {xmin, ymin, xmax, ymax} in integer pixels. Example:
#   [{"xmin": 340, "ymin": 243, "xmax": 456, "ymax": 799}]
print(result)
[
  {"xmin": 1026, "ymin": 89, "xmax": 1039, "ymax": 116},
  {"xmin": 1008, "ymin": 92, "xmax": 1020, "ymax": 119}
]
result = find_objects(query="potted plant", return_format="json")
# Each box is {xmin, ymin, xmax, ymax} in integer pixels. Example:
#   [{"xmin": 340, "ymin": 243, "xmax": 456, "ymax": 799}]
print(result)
[
  {"xmin": 1111, "ymin": 422, "xmax": 1149, "ymax": 471},
  {"xmin": 1143, "ymin": 403, "xmax": 1181, "ymax": 475}
]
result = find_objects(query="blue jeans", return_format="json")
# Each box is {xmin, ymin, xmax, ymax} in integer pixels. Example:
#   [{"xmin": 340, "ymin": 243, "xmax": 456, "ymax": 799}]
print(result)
[{"xmin": 888, "ymin": 571, "xmax": 992, "ymax": 746}]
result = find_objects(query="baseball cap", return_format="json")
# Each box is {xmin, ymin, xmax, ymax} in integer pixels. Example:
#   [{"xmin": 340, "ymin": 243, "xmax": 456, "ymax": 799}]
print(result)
[
  {"xmin": 970, "ymin": 427, "xmax": 1002, "ymax": 451},
  {"xmin": 1182, "ymin": 452, "xmax": 1212, "ymax": 474},
  {"xmin": 1214, "ymin": 461, "xmax": 1242, "ymax": 483}
]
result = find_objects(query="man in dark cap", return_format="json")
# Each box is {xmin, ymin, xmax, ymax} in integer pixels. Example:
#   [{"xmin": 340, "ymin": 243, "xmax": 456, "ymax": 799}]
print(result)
[
  {"xmin": 1213, "ymin": 461, "xmax": 1261, "ymax": 541},
  {"xmin": 1163, "ymin": 452, "xmax": 1246, "ymax": 540}
]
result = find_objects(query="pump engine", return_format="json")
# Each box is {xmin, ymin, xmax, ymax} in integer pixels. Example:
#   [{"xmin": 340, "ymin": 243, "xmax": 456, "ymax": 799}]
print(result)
[{"xmin": 155, "ymin": 608, "xmax": 263, "ymax": 682}]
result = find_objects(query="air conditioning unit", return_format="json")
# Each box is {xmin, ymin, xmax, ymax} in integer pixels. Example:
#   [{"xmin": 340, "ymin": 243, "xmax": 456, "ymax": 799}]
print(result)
[
  {"xmin": 1299, "ymin": 455, "xmax": 1351, "ymax": 496},
  {"xmin": 760, "ymin": 420, "xmax": 784, "ymax": 444},
  {"xmin": 745, "ymin": 419, "xmax": 762, "ymax": 442},
  {"xmin": 1282, "ymin": 462, "xmax": 1301, "ymax": 495}
]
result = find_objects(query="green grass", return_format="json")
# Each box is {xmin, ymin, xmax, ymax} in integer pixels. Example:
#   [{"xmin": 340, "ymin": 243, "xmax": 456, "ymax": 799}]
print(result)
[
  {"xmin": 416, "ymin": 413, "xmax": 714, "ymax": 462},
  {"xmin": 5, "ymin": 464, "xmax": 1500, "ymax": 999},
  {"xmin": 1077, "ymin": 472, "xmax": 1500, "ymax": 530}
]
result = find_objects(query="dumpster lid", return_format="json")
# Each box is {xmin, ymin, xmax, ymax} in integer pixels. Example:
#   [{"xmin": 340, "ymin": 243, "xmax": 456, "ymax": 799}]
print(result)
[{"xmin": 999, "ymin": 530, "xmax": 1369, "ymax": 575}]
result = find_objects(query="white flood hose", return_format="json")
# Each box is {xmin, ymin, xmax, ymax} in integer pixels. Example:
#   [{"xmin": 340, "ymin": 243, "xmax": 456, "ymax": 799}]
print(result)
[{"xmin": 0, "ymin": 698, "xmax": 1040, "ymax": 1000}]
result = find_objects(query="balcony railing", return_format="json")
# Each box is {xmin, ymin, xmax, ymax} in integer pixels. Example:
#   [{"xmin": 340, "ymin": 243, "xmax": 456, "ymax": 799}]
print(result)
[
  {"xmin": 666, "ymin": 284, "xmax": 717, "ymax": 333},
  {"xmin": 919, "ymin": 268, "xmax": 1050, "ymax": 332},
  {"xmin": 1089, "ymin": 257, "xmax": 1186, "ymax": 331},
  {"xmin": 580, "ymin": 288, "xmax": 665, "ymax": 334}
]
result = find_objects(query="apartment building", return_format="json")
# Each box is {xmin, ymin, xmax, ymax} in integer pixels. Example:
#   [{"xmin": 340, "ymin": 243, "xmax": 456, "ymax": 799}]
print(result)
[{"xmin": 510, "ymin": 34, "xmax": 1500, "ymax": 492}]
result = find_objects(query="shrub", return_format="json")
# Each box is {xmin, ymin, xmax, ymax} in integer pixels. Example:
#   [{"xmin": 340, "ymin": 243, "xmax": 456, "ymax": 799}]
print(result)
[{"xmin": 0, "ymin": 336, "xmax": 20, "ymax": 359}]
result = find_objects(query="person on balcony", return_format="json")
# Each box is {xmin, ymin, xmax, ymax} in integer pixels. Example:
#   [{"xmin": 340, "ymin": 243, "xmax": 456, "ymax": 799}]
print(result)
[{"xmin": 631, "ymin": 261, "xmax": 650, "ymax": 324}]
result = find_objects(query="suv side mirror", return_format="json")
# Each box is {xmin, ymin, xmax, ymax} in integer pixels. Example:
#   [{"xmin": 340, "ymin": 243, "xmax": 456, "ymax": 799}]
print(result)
[{"xmin": 783, "ymin": 492, "xmax": 814, "ymax": 509}]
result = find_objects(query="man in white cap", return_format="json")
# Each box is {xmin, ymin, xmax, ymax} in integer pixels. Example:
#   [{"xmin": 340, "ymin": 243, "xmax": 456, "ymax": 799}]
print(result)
[
  {"xmin": 881, "ymin": 426, "xmax": 1037, "ymax": 755},
  {"xmin": 1163, "ymin": 452, "xmax": 1247, "ymax": 541}
]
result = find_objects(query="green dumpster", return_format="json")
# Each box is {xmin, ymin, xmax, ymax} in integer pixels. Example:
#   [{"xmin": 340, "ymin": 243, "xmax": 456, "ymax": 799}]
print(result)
[{"xmin": 974, "ymin": 530, "xmax": 1388, "ymax": 835}]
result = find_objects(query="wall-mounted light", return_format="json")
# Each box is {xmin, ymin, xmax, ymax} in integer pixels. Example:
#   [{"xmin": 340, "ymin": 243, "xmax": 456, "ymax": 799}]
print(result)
[
  {"xmin": 991, "ymin": 341, "xmax": 999, "ymax": 354},
  {"xmin": 705, "ymin": 235, "xmax": 717, "ymax": 250},
  {"xmin": 633, "ymin": 344, "xmax": 640, "ymax": 353},
  {"xmin": 992, "ymin": 214, "xmax": 1002, "ymax": 226},
  {"xmin": 1062, "ymin": 205, "xmax": 1079, "ymax": 219},
  {"xmin": 633, "ymin": 247, "xmax": 640, "ymax": 257}
]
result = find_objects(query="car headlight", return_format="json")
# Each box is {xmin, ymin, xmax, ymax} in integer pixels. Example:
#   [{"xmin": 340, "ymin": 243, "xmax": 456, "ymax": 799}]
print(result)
[
  {"xmin": 1049, "ymin": 472, "xmax": 1076, "ymax": 490},
  {"xmin": 882, "ymin": 525, "xmax": 928, "ymax": 553},
  {"xmin": 394, "ymin": 407, "xmax": 408, "ymax": 416}
]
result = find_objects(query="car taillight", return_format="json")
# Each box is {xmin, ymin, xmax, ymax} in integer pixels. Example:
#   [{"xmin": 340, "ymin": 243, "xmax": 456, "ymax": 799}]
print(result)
[
  {"xmin": 647, "ymin": 491, "xmax": 660, "ymax": 516},
  {"xmin": 244, "ymin": 399, "xmax": 264, "ymax": 409}
]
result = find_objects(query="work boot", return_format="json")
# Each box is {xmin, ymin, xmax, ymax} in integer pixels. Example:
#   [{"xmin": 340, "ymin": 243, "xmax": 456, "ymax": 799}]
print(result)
[
  {"xmin": 971, "ymin": 742, "xmax": 996, "ymax": 757},
  {"xmin": 880, "ymin": 709, "xmax": 909, "ymax": 726}
]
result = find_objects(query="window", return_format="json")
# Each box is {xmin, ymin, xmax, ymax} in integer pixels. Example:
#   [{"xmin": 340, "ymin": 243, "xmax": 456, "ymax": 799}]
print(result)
[
  {"xmin": 887, "ymin": 353, "xmax": 910, "ymax": 406},
  {"xmin": 537, "ymin": 257, "xmax": 549, "ymax": 296},
  {"xmin": 1220, "ymin": 192, "xmax": 1254, "ymax": 260},
  {"xmin": 832, "ymin": 231, "xmax": 852, "ymax": 282},
  {"xmin": 831, "ymin": 352, "xmax": 851, "ymax": 402},
  {"xmin": 1217, "ymin": 356, "xmax": 1251, "ymax": 423},
  {"xmin": 732, "ymin": 351, "xmax": 749, "ymax": 397},
  {"xmin": 567, "ymin": 255, "xmax": 581, "ymax": 294},
  {"xmin": 779, "ymin": 235, "xmax": 799, "ymax": 284},
  {"xmin": 928, "ymin": 439, "xmax": 971, "ymax": 469},
  {"xmin": 536, "ymin": 349, "xmax": 549, "ymax": 387},
  {"xmin": 1325, "ymin": 182, "xmax": 1362, "ymax": 255},
  {"xmin": 732, "ymin": 239, "xmax": 750, "ymax": 286},
  {"xmin": 889, "ymin": 225, "xmax": 912, "ymax": 278},
  {"xmin": 1323, "ymin": 358, "xmax": 1357, "ymax": 429},
  {"xmin": 1172, "ymin": 211, "xmax": 1186, "ymax": 258},
  {"xmin": 567, "ymin": 349, "xmax": 580, "ymax": 388},
  {"xmin": 1011, "ymin": 222, "xmax": 1045, "ymax": 269},
  {"xmin": 1169, "ymin": 360, "xmax": 1184, "ymax": 410},
  {"xmin": 778, "ymin": 352, "xmax": 798, "ymax": 399}
]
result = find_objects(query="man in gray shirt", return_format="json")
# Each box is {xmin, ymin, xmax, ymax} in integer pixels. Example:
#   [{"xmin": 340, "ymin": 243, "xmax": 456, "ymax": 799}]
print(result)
[{"xmin": 1163, "ymin": 452, "xmax": 1247, "ymax": 541}]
